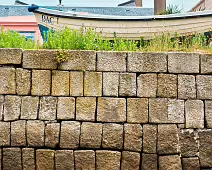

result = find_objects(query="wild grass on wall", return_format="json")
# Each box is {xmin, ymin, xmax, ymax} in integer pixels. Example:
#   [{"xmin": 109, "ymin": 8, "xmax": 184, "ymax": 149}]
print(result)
[
  {"xmin": 42, "ymin": 28, "xmax": 138, "ymax": 51},
  {"xmin": 0, "ymin": 26, "xmax": 211, "ymax": 52},
  {"xmin": 142, "ymin": 33, "xmax": 209, "ymax": 52}
]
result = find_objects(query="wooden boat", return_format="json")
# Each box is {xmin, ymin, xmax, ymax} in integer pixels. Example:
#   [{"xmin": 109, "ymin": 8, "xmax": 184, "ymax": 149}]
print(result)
[{"xmin": 29, "ymin": 6, "xmax": 212, "ymax": 40}]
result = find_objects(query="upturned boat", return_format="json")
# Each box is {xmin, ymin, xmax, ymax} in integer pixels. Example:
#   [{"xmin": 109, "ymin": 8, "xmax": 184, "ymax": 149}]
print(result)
[{"xmin": 29, "ymin": 6, "xmax": 212, "ymax": 39}]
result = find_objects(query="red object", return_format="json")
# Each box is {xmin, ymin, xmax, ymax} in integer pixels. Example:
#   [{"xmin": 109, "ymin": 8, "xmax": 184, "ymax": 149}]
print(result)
[{"xmin": 0, "ymin": 16, "xmax": 42, "ymax": 42}]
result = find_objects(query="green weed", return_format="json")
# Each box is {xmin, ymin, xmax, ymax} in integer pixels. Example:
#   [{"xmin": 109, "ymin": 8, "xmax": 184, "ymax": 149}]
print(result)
[
  {"xmin": 0, "ymin": 28, "xmax": 38, "ymax": 49},
  {"xmin": 1, "ymin": 26, "xmax": 212, "ymax": 53},
  {"xmin": 160, "ymin": 4, "xmax": 182, "ymax": 15},
  {"xmin": 55, "ymin": 49, "xmax": 69, "ymax": 63}
]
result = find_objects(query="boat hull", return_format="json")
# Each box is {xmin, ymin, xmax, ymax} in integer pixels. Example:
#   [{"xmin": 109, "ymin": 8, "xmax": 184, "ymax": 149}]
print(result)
[{"xmin": 32, "ymin": 7, "xmax": 212, "ymax": 40}]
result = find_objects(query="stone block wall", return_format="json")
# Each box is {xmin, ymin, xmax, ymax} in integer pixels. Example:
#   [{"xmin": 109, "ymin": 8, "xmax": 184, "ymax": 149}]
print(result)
[{"xmin": 0, "ymin": 49, "xmax": 212, "ymax": 170}]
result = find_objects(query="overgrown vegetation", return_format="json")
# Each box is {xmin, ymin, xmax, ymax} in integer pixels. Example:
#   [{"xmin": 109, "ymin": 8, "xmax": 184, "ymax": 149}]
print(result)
[
  {"xmin": 1, "ymin": 27, "xmax": 212, "ymax": 53},
  {"xmin": 0, "ymin": 28, "xmax": 37, "ymax": 49},
  {"xmin": 160, "ymin": 4, "xmax": 182, "ymax": 15}
]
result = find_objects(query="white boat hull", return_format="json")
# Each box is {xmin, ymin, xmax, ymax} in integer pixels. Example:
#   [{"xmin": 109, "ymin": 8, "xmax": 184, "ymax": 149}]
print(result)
[{"xmin": 31, "ymin": 7, "xmax": 212, "ymax": 39}]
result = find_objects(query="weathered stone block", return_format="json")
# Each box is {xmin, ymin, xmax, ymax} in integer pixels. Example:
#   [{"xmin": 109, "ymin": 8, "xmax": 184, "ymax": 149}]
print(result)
[
  {"xmin": 185, "ymin": 100, "xmax": 204, "ymax": 128},
  {"xmin": 4, "ymin": 95, "xmax": 21, "ymax": 121},
  {"xmin": 97, "ymin": 51, "xmax": 126, "ymax": 71},
  {"xmin": 70, "ymin": 71, "xmax": 83, "ymax": 96},
  {"xmin": 149, "ymin": 98, "xmax": 167, "ymax": 123},
  {"xmin": 11, "ymin": 120, "xmax": 26, "ymax": 146},
  {"xmin": 149, "ymin": 98, "xmax": 184, "ymax": 123},
  {"xmin": 201, "ymin": 54, "xmax": 212, "ymax": 74},
  {"xmin": 57, "ymin": 97, "xmax": 75, "ymax": 120},
  {"xmin": 21, "ymin": 96, "xmax": 39, "ymax": 119},
  {"xmin": 158, "ymin": 124, "xmax": 179, "ymax": 154},
  {"xmin": 127, "ymin": 98, "xmax": 148, "ymax": 123},
  {"xmin": 103, "ymin": 72, "xmax": 119, "ymax": 97},
  {"xmin": 31, "ymin": 70, "xmax": 51, "ymax": 96},
  {"xmin": 102, "ymin": 123, "xmax": 123, "ymax": 149},
  {"xmin": 0, "ymin": 48, "xmax": 22, "ymax": 64},
  {"xmin": 0, "ymin": 122, "xmax": 10, "ymax": 146},
  {"xmin": 36, "ymin": 150, "xmax": 55, "ymax": 170},
  {"xmin": 198, "ymin": 130, "xmax": 212, "ymax": 167},
  {"xmin": 52, "ymin": 70, "xmax": 69, "ymax": 96},
  {"xmin": 23, "ymin": 50, "xmax": 57, "ymax": 69},
  {"xmin": 0, "ymin": 95, "xmax": 4, "ymax": 121},
  {"xmin": 60, "ymin": 121, "xmax": 80, "ymax": 149},
  {"xmin": 76, "ymin": 97, "xmax": 96, "ymax": 121},
  {"xmin": 179, "ymin": 129, "xmax": 198, "ymax": 157},
  {"xmin": 168, "ymin": 99, "xmax": 185, "ymax": 123},
  {"xmin": 159, "ymin": 155, "xmax": 182, "ymax": 170},
  {"xmin": 96, "ymin": 150, "xmax": 121, "ymax": 170},
  {"xmin": 182, "ymin": 157, "xmax": 200, "ymax": 170},
  {"xmin": 55, "ymin": 150, "xmax": 74, "ymax": 170},
  {"xmin": 59, "ymin": 50, "xmax": 96, "ymax": 71},
  {"xmin": 158, "ymin": 74, "xmax": 177, "ymax": 98},
  {"xmin": 97, "ymin": 97, "xmax": 126, "ymax": 122},
  {"xmin": 75, "ymin": 150, "xmax": 95, "ymax": 170},
  {"xmin": 3, "ymin": 148, "xmax": 22, "ymax": 170},
  {"xmin": 22, "ymin": 148, "xmax": 35, "ymax": 170},
  {"xmin": 142, "ymin": 153, "xmax": 157, "ymax": 170},
  {"xmin": 119, "ymin": 73, "xmax": 136, "ymax": 96},
  {"xmin": 197, "ymin": 75, "xmax": 212, "ymax": 99},
  {"xmin": 27, "ymin": 120, "xmax": 44, "ymax": 147},
  {"xmin": 0, "ymin": 68, "xmax": 16, "ymax": 94},
  {"xmin": 121, "ymin": 151, "xmax": 140, "ymax": 170},
  {"xmin": 39, "ymin": 97, "xmax": 57, "ymax": 120},
  {"xmin": 178, "ymin": 124, "xmax": 185, "ymax": 129},
  {"xmin": 143, "ymin": 124, "xmax": 157, "ymax": 153},
  {"xmin": 168, "ymin": 52, "xmax": 199, "ymax": 73},
  {"xmin": 16, "ymin": 68, "xmax": 31, "ymax": 95},
  {"xmin": 80, "ymin": 122, "xmax": 102, "ymax": 148},
  {"xmin": 84, "ymin": 72, "xmax": 102, "ymax": 96},
  {"xmin": 178, "ymin": 75, "xmax": 196, "ymax": 99},
  {"xmin": 45, "ymin": 123, "xmax": 60, "ymax": 148},
  {"xmin": 128, "ymin": 52, "xmax": 167, "ymax": 72},
  {"xmin": 205, "ymin": 100, "xmax": 212, "ymax": 128},
  {"xmin": 137, "ymin": 74, "xmax": 157, "ymax": 97},
  {"xmin": 124, "ymin": 124, "xmax": 142, "ymax": 152}
]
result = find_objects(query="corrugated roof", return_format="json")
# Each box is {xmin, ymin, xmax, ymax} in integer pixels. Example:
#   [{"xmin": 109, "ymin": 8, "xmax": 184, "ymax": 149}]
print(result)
[{"xmin": 0, "ymin": 5, "xmax": 153, "ymax": 17}]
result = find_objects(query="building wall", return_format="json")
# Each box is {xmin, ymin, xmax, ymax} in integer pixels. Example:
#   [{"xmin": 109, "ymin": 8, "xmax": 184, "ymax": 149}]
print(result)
[
  {"xmin": 191, "ymin": 0, "xmax": 212, "ymax": 11},
  {"xmin": 0, "ymin": 49, "xmax": 211, "ymax": 169},
  {"xmin": 205, "ymin": 0, "xmax": 212, "ymax": 9},
  {"xmin": 0, "ymin": 16, "xmax": 42, "ymax": 42}
]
